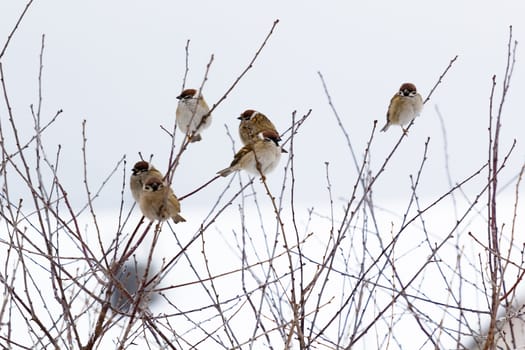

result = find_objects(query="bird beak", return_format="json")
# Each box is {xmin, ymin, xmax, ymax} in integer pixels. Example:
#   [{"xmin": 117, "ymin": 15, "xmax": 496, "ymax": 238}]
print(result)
[
  {"xmin": 281, "ymin": 148, "xmax": 288, "ymax": 153},
  {"xmin": 176, "ymin": 95, "xmax": 182, "ymax": 100}
]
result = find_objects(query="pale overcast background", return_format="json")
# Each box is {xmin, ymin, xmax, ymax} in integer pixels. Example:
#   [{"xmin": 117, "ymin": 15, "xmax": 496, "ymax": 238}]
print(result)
[
  {"xmin": 1, "ymin": 1, "xmax": 524, "ymax": 211},
  {"xmin": 1, "ymin": 1, "xmax": 525, "ymax": 348}
]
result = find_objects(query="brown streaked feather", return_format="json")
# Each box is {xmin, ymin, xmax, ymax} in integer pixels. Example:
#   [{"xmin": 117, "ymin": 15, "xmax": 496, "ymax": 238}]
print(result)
[{"xmin": 230, "ymin": 143, "xmax": 255, "ymax": 167}]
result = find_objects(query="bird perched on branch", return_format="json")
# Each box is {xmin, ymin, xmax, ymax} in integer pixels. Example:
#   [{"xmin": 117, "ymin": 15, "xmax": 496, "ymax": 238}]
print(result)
[
  {"xmin": 176, "ymin": 88, "xmax": 211, "ymax": 142},
  {"xmin": 381, "ymin": 83, "xmax": 423, "ymax": 132},
  {"xmin": 217, "ymin": 130, "xmax": 286, "ymax": 178},
  {"xmin": 238, "ymin": 109, "xmax": 280, "ymax": 145},
  {"xmin": 139, "ymin": 175, "xmax": 186, "ymax": 223},
  {"xmin": 130, "ymin": 161, "xmax": 163, "ymax": 202}
]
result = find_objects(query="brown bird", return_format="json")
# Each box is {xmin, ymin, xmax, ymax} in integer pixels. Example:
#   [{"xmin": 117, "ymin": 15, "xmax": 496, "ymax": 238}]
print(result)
[
  {"xmin": 381, "ymin": 83, "xmax": 423, "ymax": 132},
  {"xmin": 176, "ymin": 88, "xmax": 211, "ymax": 142},
  {"xmin": 130, "ymin": 161, "xmax": 163, "ymax": 202},
  {"xmin": 217, "ymin": 130, "xmax": 285, "ymax": 178},
  {"xmin": 238, "ymin": 109, "xmax": 280, "ymax": 145},
  {"xmin": 139, "ymin": 175, "xmax": 186, "ymax": 223}
]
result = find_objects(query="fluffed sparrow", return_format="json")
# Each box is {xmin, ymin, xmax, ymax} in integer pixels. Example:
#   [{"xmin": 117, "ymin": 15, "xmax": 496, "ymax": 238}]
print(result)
[
  {"xmin": 130, "ymin": 161, "xmax": 163, "ymax": 202},
  {"xmin": 139, "ymin": 175, "xmax": 186, "ymax": 223},
  {"xmin": 238, "ymin": 109, "xmax": 279, "ymax": 145},
  {"xmin": 176, "ymin": 88, "xmax": 211, "ymax": 142},
  {"xmin": 381, "ymin": 83, "xmax": 423, "ymax": 132},
  {"xmin": 217, "ymin": 130, "xmax": 285, "ymax": 178}
]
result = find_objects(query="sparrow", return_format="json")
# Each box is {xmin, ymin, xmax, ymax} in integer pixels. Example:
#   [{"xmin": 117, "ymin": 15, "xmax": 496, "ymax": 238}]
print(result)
[
  {"xmin": 238, "ymin": 109, "xmax": 280, "ymax": 145},
  {"xmin": 380, "ymin": 83, "xmax": 423, "ymax": 132},
  {"xmin": 217, "ymin": 130, "xmax": 286, "ymax": 178},
  {"xmin": 130, "ymin": 161, "xmax": 163, "ymax": 202},
  {"xmin": 176, "ymin": 88, "xmax": 211, "ymax": 142},
  {"xmin": 139, "ymin": 175, "xmax": 186, "ymax": 223}
]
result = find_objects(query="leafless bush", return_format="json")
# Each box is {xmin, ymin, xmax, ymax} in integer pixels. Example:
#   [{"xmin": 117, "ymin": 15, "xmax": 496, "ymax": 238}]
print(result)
[{"xmin": 0, "ymin": 4, "xmax": 523, "ymax": 350}]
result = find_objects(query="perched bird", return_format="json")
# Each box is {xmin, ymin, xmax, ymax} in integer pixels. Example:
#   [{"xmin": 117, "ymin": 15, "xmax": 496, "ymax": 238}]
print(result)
[
  {"xmin": 381, "ymin": 83, "xmax": 423, "ymax": 132},
  {"xmin": 130, "ymin": 161, "xmax": 163, "ymax": 202},
  {"xmin": 139, "ymin": 175, "xmax": 186, "ymax": 223},
  {"xmin": 238, "ymin": 109, "xmax": 279, "ymax": 145},
  {"xmin": 176, "ymin": 88, "xmax": 211, "ymax": 142},
  {"xmin": 217, "ymin": 130, "xmax": 285, "ymax": 178}
]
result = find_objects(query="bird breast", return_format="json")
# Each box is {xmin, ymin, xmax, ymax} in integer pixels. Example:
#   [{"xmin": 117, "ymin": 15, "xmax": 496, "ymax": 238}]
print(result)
[
  {"xmin": 396, "ymin": 97, "xmax": 421, "ymax": 126},
  {"xmin": 241, "ymin": 141, "xmax": 282, "ymax": 175},
  {"xmin": 177, "ymin": 99, "xmax": 211, "ymax": 133}
]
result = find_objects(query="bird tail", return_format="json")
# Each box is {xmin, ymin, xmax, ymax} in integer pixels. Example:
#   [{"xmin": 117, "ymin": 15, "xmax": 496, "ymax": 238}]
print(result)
[
  {"xmin": 380, "ymin": 123, "xmax": 390, "ymax": 132},
  {"xmin": 172, "ymin": 214, "xmax": 186, "ymax": 223},
  {"xmin": 217, "ymin": 167, "xmax": 234, "ymax": 177},
  {"xmin": 190, "ymin": 134, "xmax": 202, "ymax": 142}
]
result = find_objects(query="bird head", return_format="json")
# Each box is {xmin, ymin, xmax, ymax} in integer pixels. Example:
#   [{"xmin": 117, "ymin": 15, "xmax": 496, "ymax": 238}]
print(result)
[
  {"xmin": 143, "ymin": 177, "xmax": 164, "ymax": 192},
  {"xmin": 238, "ymin": 109, "xmax": 258, "ymax": 121},
  {"xmin": 399, "ymin": 82, "xmax": 418, "ymax": 97},
  {"xmin": 132, "ymin": 161, "xmax": 151, "ymax": 176},
  {"xmin": 177, "ymin": 88, "xmax": 198, "ymax": 100}
]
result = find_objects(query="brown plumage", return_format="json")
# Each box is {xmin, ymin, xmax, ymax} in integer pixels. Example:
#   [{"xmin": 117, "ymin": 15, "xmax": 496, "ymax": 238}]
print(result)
[
  {"xmin": 238, "ymin": 109, "xmax": 280, "ymax": 145},
  {"xmin": 218, "ymin": 130, "xmax": 284, "ymax": 178},
  {"xmin": 139, "ymin": 175, "xmax": 186, "ymax": 223},
  {"xmin": 130, "ymin": 161, "xmax": 163, "ymax": 202},
  {"xmin": 381, "ymin": 83, "xmax": 423, "ymax": 132}
]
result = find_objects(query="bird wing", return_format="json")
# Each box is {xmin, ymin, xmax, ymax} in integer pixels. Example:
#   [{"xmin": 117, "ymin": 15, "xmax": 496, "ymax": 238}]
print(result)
[
  {"xmin": 230, "ymin": 144, "xmax": 253, "ymax": 167},
  {"xmin": 386, "ymin": 95, "xmax": 395, "ymax": 122}
]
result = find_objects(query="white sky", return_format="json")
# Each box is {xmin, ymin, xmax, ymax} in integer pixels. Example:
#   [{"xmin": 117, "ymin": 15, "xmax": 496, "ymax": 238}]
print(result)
[
  {"xmin": 1, "ymin": 1, "xmax": 524, "ymax": 210},
  {"xmin": 1, "ymin": 1, "xmax": 525, "ymax": 348}
]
